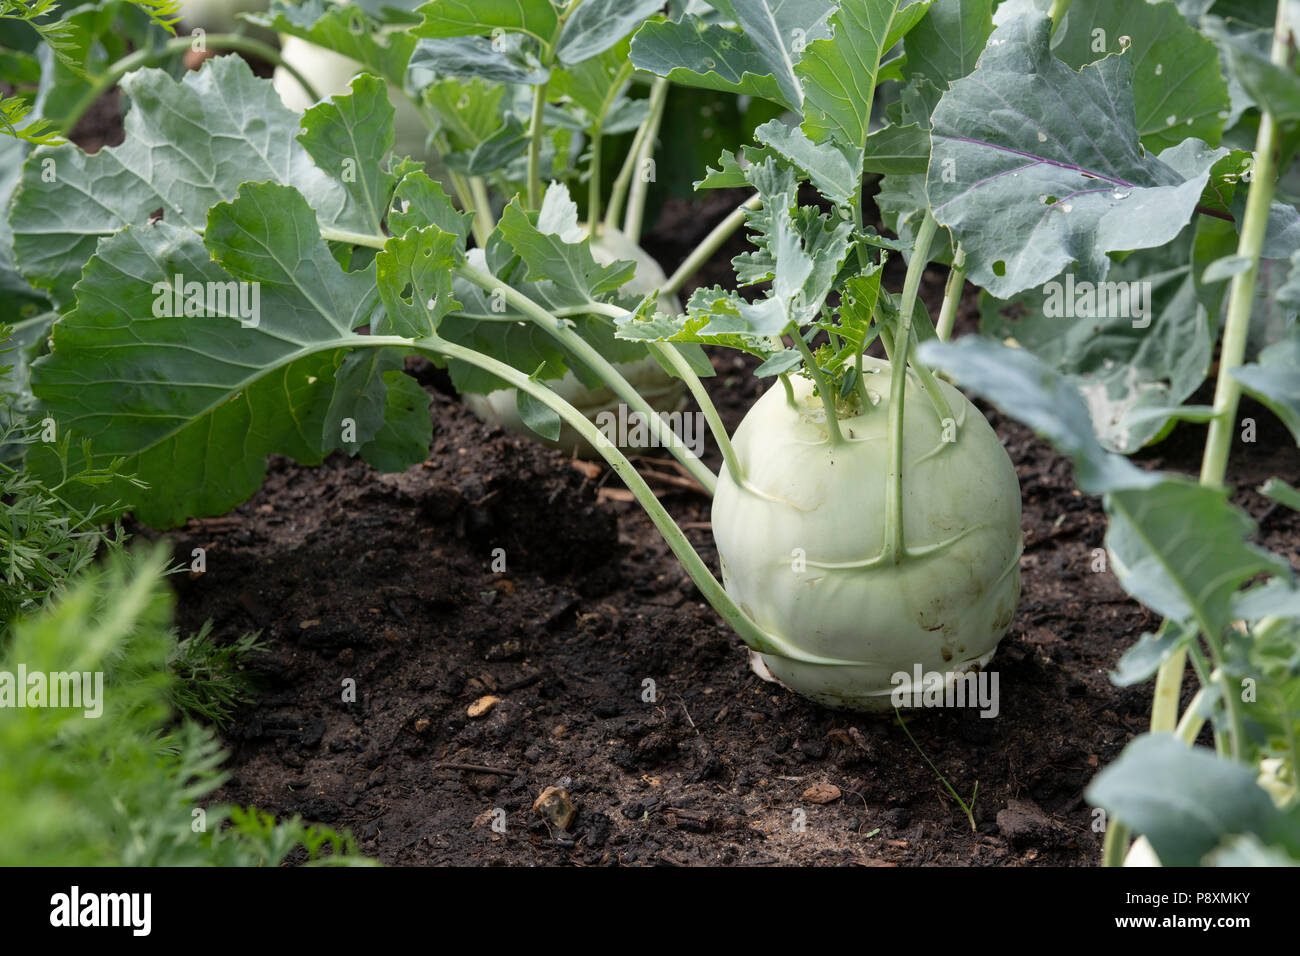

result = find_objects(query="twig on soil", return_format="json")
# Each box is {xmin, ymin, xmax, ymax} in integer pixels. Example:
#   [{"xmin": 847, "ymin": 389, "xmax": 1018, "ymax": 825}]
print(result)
[{"xmin": 433, "ymin": 762, "xmax": 520, "ymax": 777}]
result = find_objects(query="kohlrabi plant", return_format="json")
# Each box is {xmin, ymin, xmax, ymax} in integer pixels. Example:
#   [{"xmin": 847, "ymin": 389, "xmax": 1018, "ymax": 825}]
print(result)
[
  {"xmin": 242, "ymin": 0, "xmax": 760, "ymax": 456},
  {"xmin": 916, "ymin": 0, "xmax": 1300, "ymax": 866},
  {"xmin": 4, "ymin": 0, "xmax": 1300, "ymax": 866}
]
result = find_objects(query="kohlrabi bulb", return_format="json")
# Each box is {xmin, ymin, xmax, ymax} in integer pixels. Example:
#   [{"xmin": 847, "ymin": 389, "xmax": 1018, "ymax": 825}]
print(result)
[{"xmin": 711, "ymin": 356, "xmax": 1022, "ymax": 711}]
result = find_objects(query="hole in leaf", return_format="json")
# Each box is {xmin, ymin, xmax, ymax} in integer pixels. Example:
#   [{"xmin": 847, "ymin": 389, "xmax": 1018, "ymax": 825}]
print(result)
[
  {"xmin": 992, "ymin": 260, "xmax": 1006, "ymax": 277},
  {"xmin": 399, "ymin": 282, "xmax": 413, "ymax": 303}
]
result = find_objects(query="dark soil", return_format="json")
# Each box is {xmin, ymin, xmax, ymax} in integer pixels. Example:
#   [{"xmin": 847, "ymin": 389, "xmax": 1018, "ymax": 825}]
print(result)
[
  {"xmin": 72, "ymin": 73, "xmax": 1298, "ymax": 866},
  {"xmin": 136, "ymin": 196, "xmax": 1299, "ymax": 866}
]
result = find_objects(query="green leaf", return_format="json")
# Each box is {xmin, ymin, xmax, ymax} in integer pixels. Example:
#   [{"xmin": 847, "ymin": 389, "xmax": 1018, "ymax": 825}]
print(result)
[
  {"xmin": 375, "ymin": 226, "xmax": 462, "ymax": 337},
  {"xmin": 616, "ymin": 286, "xmax": 775, "ymax": 352},
  {"xmin": 389, "ymin": 169, "xmax": 474, "ymax": 245},
  {"xmin": 901, "ymin": 0, "xmax": 993, "ymax": 88},
  {"xmin": 978, "ymin": 232, "xmax": 1213, "ymax": 453},
  {"xmin": 1202, "ymin": 15, "xmax": 1300, "ymax": 123},
  {"xmin": 323, "ymin": 347, "xmax": 407, "ymax": 452},
  {"xmin": 1054, "ymin": 0, "xmax": 1231, "ymax": 152},
  {"xmin": 730, "ymin": 159, "xmax": 855, "ymax": 332},
  {"xmin": 1086, "ymin": 733, "xmax": 1300, "ymax": 867},
  {"xmin": 496, "ymin": 183, "xmax": 635, "ymax": 303},
  {"xmin": 11, "ymin": 56, "xmax": 368, "ymax": 307},
  {"xmin": 1112, "ymin": 620, "xmax": 1196, "ymax": 687},
  {"xmin": 753, "ymin": 119, "xmax": 861, "ymax": 208},
  {"xmin": 361, "ymin": 368, "xmax": 433, "ymax": 471},
  {"xmin": 556, "ymin": 0, "xmax": 664, "ymax": 65},
  {"xmin": 419, "ymin": 76, "xmax": 508, "ymax": 154},
  {"xmin": 413, "ymin": 0, "xmax": 560, "ymax": 45},
  {"xmin": 629, "ymin": 0, "xmax": 836, "ymax": 111},
  {"xmin": 515, "ymin": 373, "xmax": 562, "ymax": 441},
  {"xmin": 1207, "ymin": 835, "xmax": 1300, "ymax": 866},
  {"xmin": 29, "ymin": 183, "xmax": 388, "ymax": 527},
  {"xmin": 407, "ymin": 34, "xmax": 550, "ymax": 85},
  {"xmin": 1105, "ymin": 479, "xmax": 1289, "ymax": 635},
  {"xmin": 465, "ymin": 115, "xmax": 531, "ymax": 174},
  {"xmin": 917, "ymin": 336, "xmax": 1161, "ymax": 493},
  {"xmin": 861, "ymin": 121, "xmax": 930, "ymax": 174},
  {"xmin": 1261, "ymin": 477, "xmax": 1300, "ymax": 512},
  {"xmin": 927, "ymin": 15, "xmax": 1219, "ymax": 298},
  {"xmin": 298, "ymin": 74, "xmax": 397, "ymax": 238},
  {"xmin": 1232, "ymin": 333, "xmax": 1300, "ymax": 445},
  {"xmin": 797, "ymin": 0, "xmax": 930, "ymax": 150}
]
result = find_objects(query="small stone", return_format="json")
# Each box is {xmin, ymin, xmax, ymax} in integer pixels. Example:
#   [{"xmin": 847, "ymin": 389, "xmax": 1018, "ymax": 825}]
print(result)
[
  {"xmin": 532, "ymin": 786, "xmax": 577, "ymax": 831},
  {"xmin": 468, "ymin": 695, "xmax": 500, "ymax": 719},
  {"xmin": 802, "ymin": 783, "xmax": 842, "ymax": 804}
]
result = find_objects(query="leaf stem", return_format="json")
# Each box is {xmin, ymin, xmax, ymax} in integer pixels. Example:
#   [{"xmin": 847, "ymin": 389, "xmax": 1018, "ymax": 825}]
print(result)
[
  {"xmin": 1152, "ymin": 0, "xmax": 1288, "ymax": 762},
  {"xmin": 935, "ymin": 247, "xmax": 966, "ymax": 342},
  {"xmin": 886, "ymin": 212, "xmax": 938, "ymax": 563},
  {"xmin": 527, "ymin": 80, "xmax": 550, "ymax": 210},
  {"xmin": 624, "ymin": 77, "xmax": 670, "ymax": 245},
  {"xmin": 792, "ymin": 330, "xmax": 844, "ymax": 445},
  {"xmin": 455, "ymin": 263, "xmax": 718, "ymax": 493},
  {"xmin": 588, "ymin": 122, "xmax": 604, "ymax": 234},
  {"xmin": 650, "ymin": 343, "xmax": 745, "ymax": 485},
  {"xmin": 413, "ymin": 335, "xmax": 862, "ymax": 667}
]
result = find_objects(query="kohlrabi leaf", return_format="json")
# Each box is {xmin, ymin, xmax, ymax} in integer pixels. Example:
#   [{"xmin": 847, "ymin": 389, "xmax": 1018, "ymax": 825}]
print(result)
[
  {"xmin": 551, "ymin": 37, "xmax": 635, "ymax": 127},
  {"xmin": 464, "ymin": 116, "xmax": 531, "ymax": 175},
  {"xmin": 389, "ymin": 169, "xmax": 474, "ymax": 244},
  {"xmin": 248, "ymin": 0, "xmax": 416, "ymax": 88},
  {"xmin": 1105, "ymin": 478, "xmax": 1290, "ymax": 635},
  {"xmin": 797, "ymin": 0, "xmax": 930, "ymax": 150},
  {"xmin": 615, "ymin": 286, "xmax": 775, "ymax": 352},
  {"xmin": 1086, "ymin": 733, "xmax": 1300, "ymax": 867},
  {"xmin": 731, "ymin": 159, "xmax": 854, "ymax": 331},
  {"xmin": 418, "ymin": 77, "xmax": 508, "ymax": 162},
  {"xmin": 407, "ymin": 34, "xmax": 550, "ymax": 86},
  {"xmin": 901, "ymin": 0, "xmax": 993, "ymax": 88},
  {"xmin": 28, "ymin": 184, "xmax": 392, "ymax": 527},
  {"xmin": 629, "ymin": 0, "xmax": 835, "ymax": 111},
  {"xmin": 298, "ymin": 74, "xmax": 398, "ymax": 238},
  {"xmin": 496, "ymin": 184, "xmax": 635, "ymax": 304},
  {"xmin": 753, "ymin": 119, "xmax": 861, "ymax": 208},
  {"xmin": 413, "ymin": 0, "xmax": 560, "ymax": 45},
  {"xmin": 375, "ymin": 226, "xmax": 462, "ymax": 337},
  {"xmin": 861, "ymin": 122, "xmax": 930, "ymax": 174},
  {"xmin": 1053, "ymin": 0, "xmax": 1231, "ymax": 152},
  {"xmin": 11, "ymin": 56, "xmax": 370, "ymax": 307},
  {"xmin": 1111, "ymin": 619, "xmax": 1197, "ymax": 687},
  {"xmin": 1232, "ymin": 333, "xmax": 1300, "ymax": 445},
  {"xmin": 325, "ymin": 347, "xmax": 432, "ymax": 472},
  {"xmin": 361, "ymin": 368, "xmax": 434, "ymax": 471},
  {"xmin": 1201, "ymin": 15, "xmax": 1300, "ymax": 122},
  {"xmin": 917, "ymin": 336, "xmax": 1161, "ymax": 493},
  {"xmin": 928, "ymin": 14, "xmax": 1219, "ymax": 298},
  {"xmin": 1261, "ymin": 477, "xmax": 1300, "ymax": 512},
  {"xmin": 555, "ymin": 0, "xmax": 664, "ymax": 66},
  {"xmin": 515, "ymin": 372, "xmax": 563, "ymax": 440},
  {"xmin": 978, "ymin": 232, "xmax": 1213, "ymax": 453}
]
